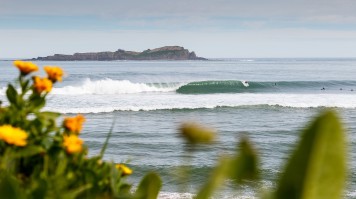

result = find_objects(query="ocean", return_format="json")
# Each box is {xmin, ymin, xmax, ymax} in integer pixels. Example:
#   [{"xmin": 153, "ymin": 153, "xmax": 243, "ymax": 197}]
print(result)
[{"xmin": 1, "ymin": 58, "xmax": 356, "ymax": 198}]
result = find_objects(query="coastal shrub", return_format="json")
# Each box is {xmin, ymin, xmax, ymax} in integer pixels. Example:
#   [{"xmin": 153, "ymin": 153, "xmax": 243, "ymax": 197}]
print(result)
[
  {"xmin": 0, "ymin": 61, "xmax": 348, "ymax": 199},
  {"xmin": 0, "ymin": 61, "xmax": 161, "ymax": 199}
]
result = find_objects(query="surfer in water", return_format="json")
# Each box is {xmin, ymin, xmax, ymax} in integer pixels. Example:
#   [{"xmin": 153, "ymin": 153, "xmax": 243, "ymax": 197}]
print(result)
[{"xmin": 242, "ymin": 80, "xmax": 249, "ymax": 87}]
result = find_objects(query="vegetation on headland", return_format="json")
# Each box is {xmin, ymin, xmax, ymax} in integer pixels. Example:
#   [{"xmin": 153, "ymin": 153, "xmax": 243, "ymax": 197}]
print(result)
[
  {"xmin": 32, "ymin": 46, "xmax": 207, "ymax": 61},
  {"xmin": 0, "ymin": 60, "xmax": 348, "ymax": 199}
]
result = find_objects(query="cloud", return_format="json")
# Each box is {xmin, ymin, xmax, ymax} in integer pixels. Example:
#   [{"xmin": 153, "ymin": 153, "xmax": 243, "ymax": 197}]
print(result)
[
  {"xmin": 1, "ymin": 0, "xmax": 356, "ymax": 58},
  {"xmin": 1, "ymin": 0, "xmax": 356, "ymax": 25},
  {"xmin": 1, "ymin": 28, "xmax": 356, "ymax": 58}
]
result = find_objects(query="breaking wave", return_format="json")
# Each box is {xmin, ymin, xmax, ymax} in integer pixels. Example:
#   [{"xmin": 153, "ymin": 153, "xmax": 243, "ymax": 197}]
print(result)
[
  {"xmin": 48, "ymin": 79, "xmax": 356, "ymax": 95},
  {"xmin": 52, "ymin": 78, "xmax": 181, "ymax": 95},
  {"xmin": 176, "ymin": 80, "xmax": 356, "ymax": 94}
]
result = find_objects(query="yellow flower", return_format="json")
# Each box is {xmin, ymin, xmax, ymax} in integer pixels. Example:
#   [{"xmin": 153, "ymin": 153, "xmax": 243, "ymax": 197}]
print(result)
[
  {"xmin": 44, "ymin": 66, "xmax": 64, "ymax": 82},
  {"xmin": 116, "ymin": 164, "xmax": 133, "ymax": 176},
  {"xmin": 63, "ymin": 134, "xmax": 83, "ymax": 154},
  {"xmin": 33, "ymin": 76, "xmax": 52, "ymax": 93},
  {"xmin": 13, "ymin": 60, "xmax": 39, "ymax": 75},
  {"xmin": 63, "ymin": 115, "xmax": 85, "ymax": 133},
  {"xmin": 0, "ymin": 125, "xmax": 28, "ymax": 147}
]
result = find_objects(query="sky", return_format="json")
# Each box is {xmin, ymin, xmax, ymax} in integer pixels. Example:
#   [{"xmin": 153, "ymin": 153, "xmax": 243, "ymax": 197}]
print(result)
[{"xmin": 1, "ymin": 0, "xmax": 356, "ymax": 58}]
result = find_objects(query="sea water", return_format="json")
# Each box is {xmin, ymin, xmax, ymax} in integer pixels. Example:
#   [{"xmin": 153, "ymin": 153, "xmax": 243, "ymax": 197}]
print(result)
[{"xmin": 1, "ymin": 59, "xmax": 356, "ymax": 198}]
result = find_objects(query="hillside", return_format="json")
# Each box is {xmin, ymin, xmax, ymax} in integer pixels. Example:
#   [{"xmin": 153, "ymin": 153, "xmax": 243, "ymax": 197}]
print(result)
[{"xmin": 33, "ymin": 46, "xmax": 207, "ymax": 61}]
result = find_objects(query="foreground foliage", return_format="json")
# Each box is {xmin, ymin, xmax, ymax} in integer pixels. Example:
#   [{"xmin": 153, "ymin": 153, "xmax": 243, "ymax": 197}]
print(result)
[
  {"xmin": 179, "ymin": 103, "xmax": 347, "ymax": 199},
  {"xmin": 0, "ymin": 61, "xmax": 161, "ymax": 199},
  {"xmin": 0, "ymin": 61, "xmax": 348, "ymax": 199}
]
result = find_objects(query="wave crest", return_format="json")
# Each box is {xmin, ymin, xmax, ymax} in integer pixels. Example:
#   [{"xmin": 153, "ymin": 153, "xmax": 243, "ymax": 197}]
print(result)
[
  {"xmin": 52, "ymin": 78, "xmax": 181, "ymax": 95},
  {"xmin": 176, "ymin": 80, "xmax": 356, "ymax": 94}
]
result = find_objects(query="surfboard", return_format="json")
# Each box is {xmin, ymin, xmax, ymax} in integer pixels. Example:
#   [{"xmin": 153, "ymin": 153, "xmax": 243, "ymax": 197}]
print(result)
[{"xmin": 241, "ymin": 80, "xmax": 249, "ymax": 87}]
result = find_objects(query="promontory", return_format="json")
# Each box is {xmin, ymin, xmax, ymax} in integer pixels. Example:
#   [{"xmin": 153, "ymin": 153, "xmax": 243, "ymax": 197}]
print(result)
[{"xmin": 33, "ymin": 46, "xmax": 207, "ymax": 61}]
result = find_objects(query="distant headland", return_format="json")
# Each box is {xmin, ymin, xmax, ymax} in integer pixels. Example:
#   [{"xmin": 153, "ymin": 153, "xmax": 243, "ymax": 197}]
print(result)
[{"xmin": 32, "ymin": 46, "xmax": 207, "ymax": 61}]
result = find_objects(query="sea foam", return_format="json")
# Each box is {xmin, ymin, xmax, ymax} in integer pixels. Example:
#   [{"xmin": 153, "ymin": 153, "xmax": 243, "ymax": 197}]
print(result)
[{"xmin": 52, "ymin": 78, "xmax": 181, "ymax": 95}]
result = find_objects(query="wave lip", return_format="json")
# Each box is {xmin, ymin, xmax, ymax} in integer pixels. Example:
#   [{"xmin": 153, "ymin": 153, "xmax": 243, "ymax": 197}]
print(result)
[
  {"xmin": 176, "ymin": 80, "xmax": 265, "ymax": 94},
  {"xmin": 52, "ymin": 78, "xmax": 181, "ymax": 95}
]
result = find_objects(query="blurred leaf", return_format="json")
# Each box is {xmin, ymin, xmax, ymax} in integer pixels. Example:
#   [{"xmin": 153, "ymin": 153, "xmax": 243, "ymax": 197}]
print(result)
[
  {"xmin": 14, "ymin": 146, "xmax": 45, "ymax": 158},
  {"xmin": 229, "ymin": 136, "xmax": 259, "ymax": 183},
  {"xmin": 195, "ymin": 157, "xmax": 230, "ymax": 199},
  {"xmin": 39, "ymin": 111, "xmax": 61, "ymax": 120},
  {"xmin": 99, "ymin": 119, "xmax": 116, "ymax": 159},
  {"xmin": 60, "ymin": 184, "xmax": 92, "ymax": 199},
  {"xmin": 31, "ymin": 97, "xmax": 45, "ymax": 110},
  {"xmin": 119, "ymin": 183, "xmax": 132, "ymax": 197},
  {"xmin": 55, "ymin": 154, "xmax": 68, "ymax": 177},
  {"xmin": 110, "ymin": 163, "xmax": 120, "ymax": 196},
  {"xmin": 134, "ymin": 172, "xmax": 162, "ymax": 199},
  {"xmin": 275, "ymin": 110, "xmax": 347, "ymax": 199},
  {"xmin": 29, "ymin": 179, "xmax": 47, "ymax": 199},
  {"xmin": 0, "ymin": 172, "xmax": 25, "ymax": 199},
  {"xmin": 179, "ymin": 122, "xmax": 216, "ymax": 145},
  {"xmin": 6, "ymin": 84, "xmax": 18, "ymax": 105},
  {"xmin": 195, "ymin": 136, "xmax": 259, "ymax": 199},
  {"xmin": 20, "ymin": 79, "xmax": 30, "ymax": 93}
]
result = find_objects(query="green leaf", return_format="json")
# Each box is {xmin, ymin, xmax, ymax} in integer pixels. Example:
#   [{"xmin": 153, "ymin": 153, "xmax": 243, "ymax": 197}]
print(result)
[
  {"xmin": 0, "ymin": 172, "xmax": 25, "ymax": 199},
  {"xmin": 14, "ymin": 146, "xmax": 45, "ymax": 158},
  {"xmin": 195, "ymin": 137, "xmax": 259, "ymax": 199},
  {"xmin": 228, "ymin": 136, "xmax": 259, "ymax": 183},
  {"xmin": 6, "ymin": 84, "xmax": 18, "ymax": 105},
  {"xmin": 134, "ymin": 172, "xmax": 162, "ymax": 199},
  {"xmin": 119, "ymin": 183, "xmax": 133, "ymax": 197},
  {"xmin": 29, "ymin": 179, "xmax": 47, "ymax": 199},
  {"xmin": 39, "ymin": 111, "xmax": 61, "ymax": 120},
  {"xmin": 195, "ymin": 157, "xmax": 231, "ymax": 199},
  {"xmin": 20, "ymin": 79, "xmax": 30, "ymax": 93},
  {"xmin": 275, "ymin": 110, "xmax": 347, "ymax": 199},
  {"xmin": 31, "ymin": 97, "xmax": 46, "ymax": 110},
  {"xmin": 99, "ymin": 119, "xmax": 116, "ymax": 159},
  {"xmin": 60, "ymin": 184, "xmax": 92, "ymax": 199},
  {"xmin": 54, "ymin": 154, "xmax": 68, "ymax": 177},
  {"xmin": 109, "ymin": 163, "xmax": 120, "ymax": 196}
]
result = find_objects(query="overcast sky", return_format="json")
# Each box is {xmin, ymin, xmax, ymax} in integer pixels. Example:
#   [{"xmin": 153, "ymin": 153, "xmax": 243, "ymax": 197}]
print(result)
[{"xmin": 1, "ymin": 0, "xmax": 356, "ymax": 58}]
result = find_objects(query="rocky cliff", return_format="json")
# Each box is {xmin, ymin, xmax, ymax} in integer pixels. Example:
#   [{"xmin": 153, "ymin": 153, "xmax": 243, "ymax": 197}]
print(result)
[{"xmin": 33, "ymin": 46, "xmax": 207, "ymax": 61}]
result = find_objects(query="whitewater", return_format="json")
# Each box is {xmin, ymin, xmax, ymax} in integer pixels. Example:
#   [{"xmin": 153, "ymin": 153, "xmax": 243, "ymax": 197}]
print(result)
[{"xmin": 1, "ymin": 59, "xmax": 356, "ymax": 198}]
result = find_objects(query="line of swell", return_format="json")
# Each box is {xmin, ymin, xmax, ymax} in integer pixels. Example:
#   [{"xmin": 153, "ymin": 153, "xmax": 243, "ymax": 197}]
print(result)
[
  {"xmin": 176, "ymin": 80, "xmax": 356, "ymax": 94},
  {"xmin": 44, "ymin": 104, "xmax": 356, "ymax": 114}
]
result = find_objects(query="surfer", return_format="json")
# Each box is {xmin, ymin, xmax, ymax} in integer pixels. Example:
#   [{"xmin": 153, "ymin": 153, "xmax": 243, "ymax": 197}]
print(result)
[
  {"xmin": 241, "ymin": 80, "xmax": 249, "ymax": 87},
  {"xmin": 321, "ymin": 87, "xmax": 325, "ymax": 90}
]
